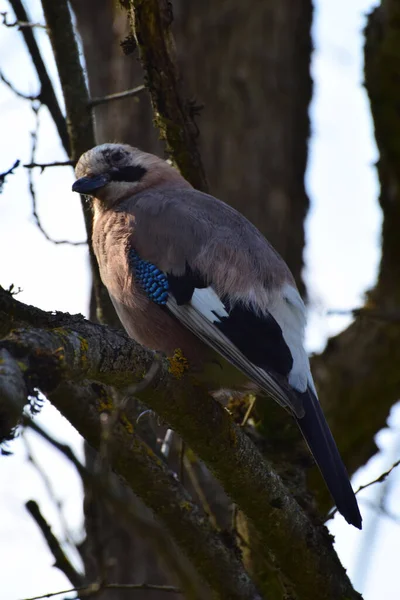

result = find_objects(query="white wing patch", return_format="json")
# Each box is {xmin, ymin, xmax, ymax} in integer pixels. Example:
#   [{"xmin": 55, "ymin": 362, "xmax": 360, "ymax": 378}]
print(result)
[
  {"xmin": 268, "ymin": 283, "xmax": 316, "ymax": 395},
  {"xmin": 190, "ymin": 287, "xmax": 229, "ymax": 322},
  {"xmin": 166, "ymin": 286, "xmax": 296, "ymax": 413}
]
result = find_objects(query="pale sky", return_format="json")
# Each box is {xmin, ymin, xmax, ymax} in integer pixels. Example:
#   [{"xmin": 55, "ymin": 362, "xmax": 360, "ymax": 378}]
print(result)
[{"xmin": 1, "ymin": 1, "xmax": 399, "ymax": 599}]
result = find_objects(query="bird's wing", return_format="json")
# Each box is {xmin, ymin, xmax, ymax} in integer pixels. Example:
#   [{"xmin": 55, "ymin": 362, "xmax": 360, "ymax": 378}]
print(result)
[
  {"xmin": 166, "ymin": 276, "xmax": 304, "ymax": 416},
  {"xmin": 129, "ymin": 188, "xmax": 311, "ymax": 417}
]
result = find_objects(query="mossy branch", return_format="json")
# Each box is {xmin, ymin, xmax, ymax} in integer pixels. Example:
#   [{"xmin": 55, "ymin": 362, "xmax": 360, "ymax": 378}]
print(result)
[
  {"xmin": 0, "ymin": 287, "xmax": 360, "ymax": 600},
  {"xmin": 125, "ymin": 0, "xmax": 208, "ymax": 191}
]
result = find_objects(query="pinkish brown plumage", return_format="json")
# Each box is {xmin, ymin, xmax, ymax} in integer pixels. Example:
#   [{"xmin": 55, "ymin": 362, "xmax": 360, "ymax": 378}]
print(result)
[{"xmin": 72, "ymin": 142, "xmax": 362, "ymax": 529}]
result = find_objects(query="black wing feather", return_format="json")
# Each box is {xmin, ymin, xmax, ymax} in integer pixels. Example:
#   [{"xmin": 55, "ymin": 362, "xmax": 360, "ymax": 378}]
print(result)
[{"xmin": 215, "ymin": 301, "xmax": 293, "ymax": 377}]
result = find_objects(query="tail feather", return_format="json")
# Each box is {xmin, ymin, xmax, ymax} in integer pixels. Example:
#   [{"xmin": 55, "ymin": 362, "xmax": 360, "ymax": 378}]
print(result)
[{"xmin": 295, "ymin": 388, "xmax": 362, "ymax": 529}]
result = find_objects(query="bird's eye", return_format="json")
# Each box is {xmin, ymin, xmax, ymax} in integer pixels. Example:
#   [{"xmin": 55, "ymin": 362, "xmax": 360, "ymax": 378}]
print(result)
[{"xmin": 111, "ymin": 149, "xmax": 125, "ymax": 162}]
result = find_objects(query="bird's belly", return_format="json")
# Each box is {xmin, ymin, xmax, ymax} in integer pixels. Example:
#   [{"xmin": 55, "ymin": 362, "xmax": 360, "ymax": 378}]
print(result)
[
  {"xmin": 109, "ymin": 292, "xmax": 249, "ymax": 392},
  {"xmin": 109, "ymin": 292, "xmax": 206, "ymax": 363}
]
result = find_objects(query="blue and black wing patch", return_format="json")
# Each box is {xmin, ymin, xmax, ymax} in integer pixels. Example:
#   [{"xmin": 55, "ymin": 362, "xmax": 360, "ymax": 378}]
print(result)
[
  {"xmin": 129, "ymin": 249, "xmax": 169, "ymax": 305},
  {"xmin": 130, "ymin": 251, "xmax": 296, "ymax": 412}
]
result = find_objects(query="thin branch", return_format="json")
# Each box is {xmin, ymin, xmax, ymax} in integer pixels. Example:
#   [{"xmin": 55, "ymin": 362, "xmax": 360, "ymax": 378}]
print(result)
[
  {"xmin": 24, "ymin": 160, "xmax": 75, "ymax": 170},
  {"xmin": 0, "ymin": 69, "xmax": 39, "ymax": 101},
  {"xmin": 23, "ymin": 433, "xmax": 78, "ymax": 548},
  {"xmin": 1, "ymin": 10, "xmax": 46, "ymax": 29},
  {"xmin": 8, "ymin": 0, "xmax": 69, "ymax": 153},
  {"xmin": 26, "ymin": 107, "xmax": 86, "ymax": 246},
  {"xmin": 0, "ymin": 159, "xmax": 19, "ymax": 192},
  {"xmin": 355, "ymin": 458, "xmax": 400, "ymax": 494},
  {"xmin": 40, "ymin": 0, "xmax": 119, "ymax": 327},
  {"xmin": 326, "ymin": 459, "xmax": 400, "ymax": 522},
  {"xmin": 0, "ymin": 289, "xmax": 361, "ymax": 600},
  {"xmin": 25, "ymin": 500, "xmax": 86, "ymax": 589},
  {"xmin": 88, "ymin": 85, "xmax": 146, "ymax": 108},
  {"xmin": 20, "ymin": 582, "xmax": 182, "ymax": 600}
]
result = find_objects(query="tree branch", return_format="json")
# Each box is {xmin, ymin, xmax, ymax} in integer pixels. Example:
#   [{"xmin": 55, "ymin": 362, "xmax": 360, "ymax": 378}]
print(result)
[
  {"xmin": 25, "ymin": 500, "xmax": 86, "ymax": 589},
  {"xmin": 24, "ymin": 160, "xmax": 75, "ymax": 170},
  {"xmin": 1, "ymin": 10, "xmax": 46, "ymax": 29},
  {"xmin": 26, "ymin": 381, "xmax": 208, "ymax": 600},
  {"xmin": 1, "ymin": 352, "xmax": 259, "ymax": 600},
  {"xmin": 21, "ymin": 582, "xmax": 181, "ymax": 600},
  {"xmin": 0, "ymin": 288, "xmax": 361, "ymax": 600},
  {"xmin": 8, "ymin": 0, "xmax": 69, "ymax": 153},
  {"xmin": 88, "ymin": 85, "xmax": 146, "ymax": 108},
  {"xmin": 0, "ymin": 159, "xmax": 19, "ymax": 192},
  {"xmin": 40, "ymin": 0, "xmax": 119, "ymax": 327},
  {"xmin": 0, "ymin": 69, "xmax": 39, "ymax": 101},
  {"xmin": 125, "ymin": 0, "xmax": 208, "ymax": 191},
  {"xmin": 326, "ymin": 458, "xmax": 400, "ymax": 523}
]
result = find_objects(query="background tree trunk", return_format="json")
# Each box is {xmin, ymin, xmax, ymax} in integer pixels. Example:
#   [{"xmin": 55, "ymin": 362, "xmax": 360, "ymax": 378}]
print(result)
[{"xmin": 70, "ymin": 0, "xmax": 312, "ymax": 597}]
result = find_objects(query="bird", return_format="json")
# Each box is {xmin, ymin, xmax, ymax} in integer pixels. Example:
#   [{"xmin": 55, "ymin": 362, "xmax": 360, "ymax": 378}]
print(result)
[{"xmin": 72, "ymin": 142, "xmax": 362, "ymax": 529}]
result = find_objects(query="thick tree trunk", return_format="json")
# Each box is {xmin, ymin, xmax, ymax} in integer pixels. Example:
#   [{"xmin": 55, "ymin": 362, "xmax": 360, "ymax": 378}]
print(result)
[{"xmin": 173, "ymin": 0, "xmax": 312, "ymax": 295}]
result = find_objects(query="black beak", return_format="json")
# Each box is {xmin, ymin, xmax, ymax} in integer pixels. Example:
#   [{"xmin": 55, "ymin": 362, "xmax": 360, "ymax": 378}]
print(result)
[{"xmin": 72, "ymin": 173, "xmax": 111, "ymax": 194}]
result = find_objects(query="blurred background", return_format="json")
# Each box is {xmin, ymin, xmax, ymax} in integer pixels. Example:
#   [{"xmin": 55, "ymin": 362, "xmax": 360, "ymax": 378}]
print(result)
[{"xmin": 1, "ymin": 0, "xmax": 400, "ymax": 598}]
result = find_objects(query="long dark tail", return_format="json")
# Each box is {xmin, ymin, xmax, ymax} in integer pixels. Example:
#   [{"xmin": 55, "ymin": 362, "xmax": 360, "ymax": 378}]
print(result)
[{"xmin": 295, "ymin": 388, "xmax": 362, "ymax": 529}]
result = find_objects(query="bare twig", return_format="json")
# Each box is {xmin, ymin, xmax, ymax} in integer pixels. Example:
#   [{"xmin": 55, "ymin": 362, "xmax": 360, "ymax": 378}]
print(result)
[
  {"xmin": 0, "ymin": 70, "xmax": 39, "ymax": 101},
  {"xmin": 25, "ymin": 500, "xmax": 86, "ymax": 589},
  {"xmin": 354, "ymin": 458, "xmax": 400, "ymax": 494},
  {"xmin": 88, "ymin": 85, "xmax": 146, "ymax": 108},
  {"xmin": 240, "ymin": 395, "xmax": 257, "ymax": 427},
  {"xmin": 0, "ymin": 159, "xmax": 19, "ymax": 192},
  {"xmin": 326, "ymin": 458, "xmax": 400, "ymax": 522},
  {"xmin": 24, "ymin": 160, "xmax": 75, "ymax": 170},
  {"xmin": 20, "ymin": 581, "xmax": 182, "ymax": 600},
  {"xmin": 27, "ymin": 107, "xmax": 86, "ymax": 246},
  {"xmin": 23, "ymin": 433, "xmax": 78, "ymax": 548},
  {"xmin": 8, "ymin": 0, "xmax": 69, "ymax": 153},
  {"xmin": 1, "ymin": 11, "xmax": 46, "ymax": 29}
]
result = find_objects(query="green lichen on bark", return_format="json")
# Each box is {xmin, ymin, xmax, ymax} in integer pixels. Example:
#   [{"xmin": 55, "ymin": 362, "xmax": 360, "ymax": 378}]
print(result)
[{"xmin": 125, "ymin": 0, "xmax": 208, "ymax": 191}]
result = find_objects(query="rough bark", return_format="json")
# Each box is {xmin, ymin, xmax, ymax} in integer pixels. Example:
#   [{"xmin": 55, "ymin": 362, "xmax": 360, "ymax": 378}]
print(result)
[
  {"xmin": 69, "ymin": 0, "xmax": 161, "ymax": 155},
  {"xmin": 0, "ymin": 287, "xmax": 361, "ymax": 600},
  {"xmin": 173, "ymin": 0, "xmax": 312, "ymax": 295}
]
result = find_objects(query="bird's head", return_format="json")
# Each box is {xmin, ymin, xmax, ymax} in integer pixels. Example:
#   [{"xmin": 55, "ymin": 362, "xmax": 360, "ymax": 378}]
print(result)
[{"xmin": 72, "ymin": 143, "xmax": 189, "ymax": 208}]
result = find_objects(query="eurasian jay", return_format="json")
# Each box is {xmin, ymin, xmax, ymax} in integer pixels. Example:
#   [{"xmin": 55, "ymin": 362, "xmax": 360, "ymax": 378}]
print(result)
[{"xmin": 72, "ymin": 143, "xmax": 362, "ymax": 529}]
